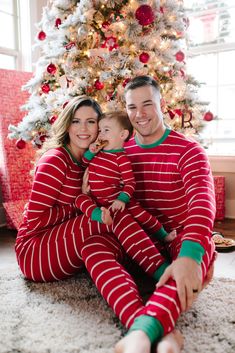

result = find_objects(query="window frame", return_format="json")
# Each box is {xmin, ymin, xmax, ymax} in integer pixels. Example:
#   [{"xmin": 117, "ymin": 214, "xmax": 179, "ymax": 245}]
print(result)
[{"xmin": 186, "ymin": 0, "xmax": 235, "ymax": 156}]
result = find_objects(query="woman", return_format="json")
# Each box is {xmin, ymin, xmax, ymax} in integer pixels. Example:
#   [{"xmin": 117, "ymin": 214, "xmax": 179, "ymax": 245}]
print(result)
[
  {"xmin": 15, "ymin": 95, "xmax": 120, "ymax": 281},
  {"xmin": 15, "ymin": 95, "xmax": 186, "ymax": 352}
]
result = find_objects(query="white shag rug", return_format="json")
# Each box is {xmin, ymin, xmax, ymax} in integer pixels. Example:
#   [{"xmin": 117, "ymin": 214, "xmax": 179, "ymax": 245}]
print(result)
[{"xmin": 0, "ymin": 264, "xmax": 234, "ymax": 353}]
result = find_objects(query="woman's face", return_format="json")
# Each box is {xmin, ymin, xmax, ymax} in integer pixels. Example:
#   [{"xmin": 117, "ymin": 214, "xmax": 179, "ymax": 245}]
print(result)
[{"xmin": 67, "ymin": 105, "xmax": 99, "ymax": 157}]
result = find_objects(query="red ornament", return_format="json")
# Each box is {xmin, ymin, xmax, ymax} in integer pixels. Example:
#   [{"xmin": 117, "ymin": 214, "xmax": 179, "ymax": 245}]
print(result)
[
  {"xmin": 16, "ymin": 138, "xmax": 26, "ymax": 149},
  {"xmin": 38, "ymin": 31, "xmax": 46, "ymax": 41},
  {"xmin": 174, "ymin": 109, "xmax": 183, "ymax": 116},
  {"xmin": 39, "ymin": 134, "xmax": 47, "ymax": 143},
  {"xmin": 203, "ymin": 111, "xmax": 214, "ymax": 121},
  {"xmin": 139, "ymin": 52, "xmax": 150, "ymax": 64},
  {"xmin": 49, "ymin": 115, "xmax": 57, "ymax": 124},
  {"xmin": 175, "ymin": 51, "xmax": 185, "ymax": 62},
  {"xmin": 65, "ymin": 42, "xmax": 76, "ymax": 50},
  {"xmin": 135, "ymin": 5, "xmax": 155, "ymax": 26},
  {"xmin": 94, "ymin": 80, "xmax": 104, "ymax": 90},
  {"xmin": 47, "ymin": 63, "xmax": 57, "ymax": 75},
  {"xmin": 41, "ymin": 83, "xmax": 50, "ymax": 94},
  {"xmin": 63, "ymin": 101, "xmax": 69, "ymax": 109},
  {"xmin": 86, "ymin": 86, "xmax": 94, "ymax": 94},
  {"xmin": 102, "ymin": 21, "xmax": 110, "ymax": 29},
  {"xmin": 101, "ymin": 36, "xmax": 118, "ymax": 51},
  {"xmin": 168, "ymin": 110, "xmax": 175, "ymax": 119},
  {"xmin": 122, "ymin": 78, "xmax": 130, "ymax": 87},
  {"xmin": 55, "ymin": 18, "xmax": 62, "ymax": 28}
]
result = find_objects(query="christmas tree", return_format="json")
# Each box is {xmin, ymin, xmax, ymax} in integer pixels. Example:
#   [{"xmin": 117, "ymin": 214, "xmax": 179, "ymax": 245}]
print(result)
[{"xmin": 9, "ymin": 0, "xmax": 212, "ymax": 149}]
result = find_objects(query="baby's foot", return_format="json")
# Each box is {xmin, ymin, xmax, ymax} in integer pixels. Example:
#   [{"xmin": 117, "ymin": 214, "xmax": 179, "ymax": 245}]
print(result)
[
  {"xmin": 115, "ymin": 330, "xmax": 151, "ymax": 353},
  {"xmin": 156, "ymin": 329, "xmax": 184, "ymax": 353}
]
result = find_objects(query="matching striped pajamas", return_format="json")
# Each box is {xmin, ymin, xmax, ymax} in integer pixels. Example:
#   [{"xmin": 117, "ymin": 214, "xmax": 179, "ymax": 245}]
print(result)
[{"xmin": 15, "ymin": 128, "xmax": 216, "ymax": 337}]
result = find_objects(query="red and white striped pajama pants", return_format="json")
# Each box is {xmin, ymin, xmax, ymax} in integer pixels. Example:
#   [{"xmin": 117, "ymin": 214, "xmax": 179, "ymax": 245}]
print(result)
[
  {"xmin": 81, "ymin": 232, "xmax": 215, "ymax": 335},
  {"xmin": 15, "ymin": 207, "xmax": 164, "ymax": 283}
]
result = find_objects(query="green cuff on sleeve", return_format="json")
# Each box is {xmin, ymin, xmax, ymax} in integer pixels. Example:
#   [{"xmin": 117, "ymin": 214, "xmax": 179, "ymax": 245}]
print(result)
[
  {"xmin": 91, "ymin": 207, "xmax": 102, "ymax": 223},
  {"xmin": 179, "ymin": 240, "xmax": 205, "ymax": 264},
  {"xmin": 84, "ymin": 149, "xmax": 96, "ymax": 161},
  {"xmin": 117, "ymin": 192, "xmax": 130, "ymax": 203},
  {"xmin": 153, "ymin": 227, "xmax": 168, "ymax": 240}
]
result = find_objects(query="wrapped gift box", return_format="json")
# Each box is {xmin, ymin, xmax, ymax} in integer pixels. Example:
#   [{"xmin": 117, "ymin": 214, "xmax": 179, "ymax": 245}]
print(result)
[
  {"xmin": 213, "ymin": 175, "xmax": 225, "ymax": 221},
  {"xmin": 0, "ymin": 69, "xmax": 35, "ymax": 229}
]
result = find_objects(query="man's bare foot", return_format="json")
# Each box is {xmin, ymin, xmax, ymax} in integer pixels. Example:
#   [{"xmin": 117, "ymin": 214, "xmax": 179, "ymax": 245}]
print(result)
[
  {"xmin": 115, "ymin": 330, "xmax": 151, "ymax": 353},
  {"xmin": 101, "ymin": 207, "xmax": 113, "ymax": 225},
  {"xmin": 157, "ymin": 330, "xmax": 183, "ymax": 353}
]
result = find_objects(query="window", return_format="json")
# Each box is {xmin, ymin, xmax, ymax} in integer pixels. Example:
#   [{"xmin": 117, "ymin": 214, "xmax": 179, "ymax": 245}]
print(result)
[
  {"xmin": 0, "ymin": 0, "xmax": 31, "ymax": 71},
  {"xmin": 185, "ymin": 0, "xmax": 235, "ymax": 155}
]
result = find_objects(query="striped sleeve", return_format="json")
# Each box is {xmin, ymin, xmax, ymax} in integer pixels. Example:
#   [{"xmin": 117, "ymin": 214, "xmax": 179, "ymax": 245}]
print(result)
[
  {"xmin": 26, "ymin": 153, "xmax": 77, "ymax": 230},
  {"xmin": 178, "ymin": 142, "xmax": 216, "ymax": 251},
  {"xmin": 117, "ymin": 153, "xmax": 136, "ymax": 201}
]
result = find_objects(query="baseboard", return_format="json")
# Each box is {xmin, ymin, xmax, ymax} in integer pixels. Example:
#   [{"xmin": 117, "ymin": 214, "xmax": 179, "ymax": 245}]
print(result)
[{"xmin": 225, "ymin": 199, "xmax": 235, "ymax": 219}]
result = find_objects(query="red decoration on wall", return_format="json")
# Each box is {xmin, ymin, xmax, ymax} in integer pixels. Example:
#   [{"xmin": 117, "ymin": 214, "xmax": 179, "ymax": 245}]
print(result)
[
  {"xmin": 0, "ymin": 69, "xmax": 35, "ymax": 229},
  {"xmin": 213, "ymin": 176, "xmax": 225, "ymax": 220},
  {"xmin": 135, "ymin": 5, "xmax": 155, "ymax": 26}
]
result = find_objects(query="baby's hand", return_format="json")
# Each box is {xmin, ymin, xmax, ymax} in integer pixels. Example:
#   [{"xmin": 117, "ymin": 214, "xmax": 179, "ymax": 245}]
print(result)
[
  {"xmin": 164, "ymin": 229, "xmax": 177, "ymax": 243},
  {"xmin": 111, "ymin": 200, "xmax": 125, "ymax": 212},
  {"xmin": 89, "ymin": 139, "xmax": 108, "ymax": 154},
  {"xmin": 101, "ymin": 207, "xmax": 113, "ymax": 226}
]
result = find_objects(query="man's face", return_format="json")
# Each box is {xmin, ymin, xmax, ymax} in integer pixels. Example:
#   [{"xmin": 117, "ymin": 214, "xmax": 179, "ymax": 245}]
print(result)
[{"xmin": 125, "ymin": 85, "xmax": 165, "ymax": 144}]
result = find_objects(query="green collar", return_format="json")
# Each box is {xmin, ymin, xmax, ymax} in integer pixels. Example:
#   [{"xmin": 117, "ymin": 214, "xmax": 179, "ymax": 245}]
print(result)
[
  {"xmin": 102, "ymin": 148, "xmax": 125, "ymax": 153},
  {"xmin": 135, "ymin": 128, "xmax": 171, "ymax": 149},
  {"xmin": 63, "ymin": 144, "xmax": 83, "ymax": 167}
]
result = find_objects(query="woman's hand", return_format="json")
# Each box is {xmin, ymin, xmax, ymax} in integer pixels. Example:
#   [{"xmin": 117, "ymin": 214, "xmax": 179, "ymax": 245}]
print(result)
[{"xmin": 82, "ymin": 169, "xmax": 90, "ymax": 195}]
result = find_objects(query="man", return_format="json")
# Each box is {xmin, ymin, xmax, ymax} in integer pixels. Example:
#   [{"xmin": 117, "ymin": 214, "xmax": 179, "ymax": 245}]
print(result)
[{"xmin": 115, "ymin": 75, "xmax": 216, "ymax": 353}]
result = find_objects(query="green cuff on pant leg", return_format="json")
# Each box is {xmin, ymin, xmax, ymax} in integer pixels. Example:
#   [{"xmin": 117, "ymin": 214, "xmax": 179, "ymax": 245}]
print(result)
[{"xmin": 129, "ymin": 314, "xmax": 164, "ymax": 344}]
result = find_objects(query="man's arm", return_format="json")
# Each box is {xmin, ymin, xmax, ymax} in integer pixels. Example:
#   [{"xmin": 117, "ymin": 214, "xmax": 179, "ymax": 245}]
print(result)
[{"xmin": 157, "ymin": 142, "xmax": 216, "ymax": 311}]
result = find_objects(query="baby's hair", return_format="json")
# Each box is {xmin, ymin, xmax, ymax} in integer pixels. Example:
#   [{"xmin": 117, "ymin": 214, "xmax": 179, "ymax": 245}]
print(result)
[{"xmin": 100, "ymin": 111, "xmax": 133, "ymax": 141}]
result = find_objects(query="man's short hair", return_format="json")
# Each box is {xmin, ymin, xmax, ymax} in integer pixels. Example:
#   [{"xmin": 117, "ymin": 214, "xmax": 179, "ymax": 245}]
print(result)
[{"xmin": 124, "ymin": 75, "xmax": 160, "ymax": 96}]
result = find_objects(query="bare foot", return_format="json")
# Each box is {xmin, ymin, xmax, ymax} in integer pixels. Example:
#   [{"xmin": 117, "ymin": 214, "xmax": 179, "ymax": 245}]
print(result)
[
  {"xmin": 101, "ymin": 207, "xmax": 113, "ymax": 226},
  {"xmin": 157, "ymin": 330, "xmax": 184, "ymax": 353},
  {"xmin": 115, "ymin": 330, "xmax": 151, "ymax": 353},
  {"xmin": 164, "ymin": 230, "xmax": 177, "ymax": 243}
]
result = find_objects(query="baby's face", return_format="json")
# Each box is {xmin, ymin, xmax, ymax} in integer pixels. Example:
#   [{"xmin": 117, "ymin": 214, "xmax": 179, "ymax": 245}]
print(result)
[{"xmin": 98, "ymin": 118, "xmax": 125, "ymax": 150}]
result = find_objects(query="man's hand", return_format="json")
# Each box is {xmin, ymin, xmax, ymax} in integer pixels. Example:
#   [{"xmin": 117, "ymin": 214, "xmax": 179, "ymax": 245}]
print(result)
[
  {"xmin": 111, "ymin": 200, "xmax": 126, "ymax": 212},
  {"xmin": 157, "ymin": 257, "xmax": 202, "ymax": 312}
]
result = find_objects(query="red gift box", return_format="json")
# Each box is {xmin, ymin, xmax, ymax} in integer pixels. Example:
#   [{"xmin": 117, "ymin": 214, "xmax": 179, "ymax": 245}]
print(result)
[
  {"xmin": 0, "ymin": 69, "xmax": 35, "ymax": 229},
  {"xmin": 213, "ymin": 176, "xmax": 225, "ymax": 221}
]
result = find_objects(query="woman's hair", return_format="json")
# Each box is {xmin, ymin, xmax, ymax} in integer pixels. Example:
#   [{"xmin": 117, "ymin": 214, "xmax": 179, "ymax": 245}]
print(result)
[
  {"xmin": 101, "ymin": 111, "xmax": 133, "ymax": 142},
  {"xmin": 38, "ymin": 95, "xmax": 102, "ymax": 157}
]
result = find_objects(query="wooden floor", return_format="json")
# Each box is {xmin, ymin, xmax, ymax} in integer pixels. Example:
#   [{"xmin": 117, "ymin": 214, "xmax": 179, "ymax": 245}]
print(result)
[
  {"xmin": 0, "ymin": 219, "xmax": 235, "ymax": 278},
  {"xmin": 213, "ymin": 218, "xmax": 235, "ymax": 239}
]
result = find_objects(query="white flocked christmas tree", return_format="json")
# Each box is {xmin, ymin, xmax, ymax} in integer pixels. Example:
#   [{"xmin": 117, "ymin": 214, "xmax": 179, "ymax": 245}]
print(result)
[{"xmin": 9, "ymin": 0, "xmax": 213, "ymax": 149}]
